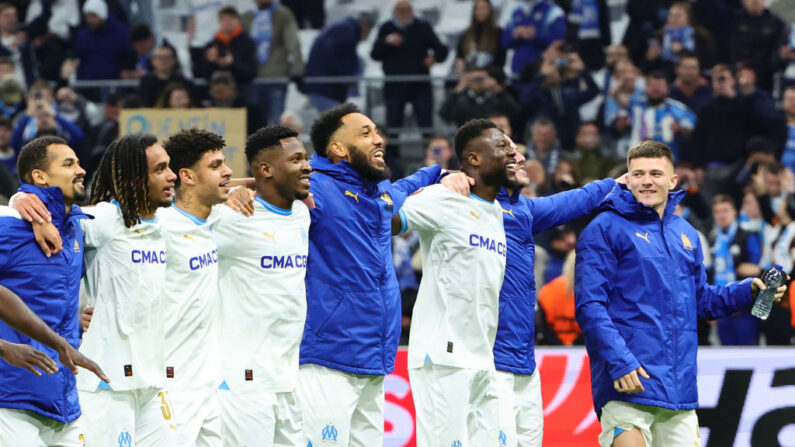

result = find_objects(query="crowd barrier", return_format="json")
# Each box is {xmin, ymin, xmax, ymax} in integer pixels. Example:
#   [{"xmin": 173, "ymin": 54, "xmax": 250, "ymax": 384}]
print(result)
[{"xmin": 384, "ymin": 347, "xmax": 795, "ymax": 447}]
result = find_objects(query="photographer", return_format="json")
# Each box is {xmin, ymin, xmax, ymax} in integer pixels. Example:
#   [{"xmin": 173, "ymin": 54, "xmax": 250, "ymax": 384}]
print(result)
[
  {"xmin": 520, "ymin": 42, "xmax": 599, "ymax": 150},
  {"xmin": 438, "ymin": 66, "xmax": 520, "ymax": 126},
  {"xmin": 10, "ymin": 92, "xmax": 83, "ymax": 152}
]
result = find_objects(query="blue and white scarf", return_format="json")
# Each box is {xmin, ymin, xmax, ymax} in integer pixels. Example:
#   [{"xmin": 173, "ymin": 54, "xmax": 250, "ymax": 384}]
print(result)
[
  {"xmin": 662, "ymin": 26, "xmax": 695, "ymax": 63},
  {"xmin": 251, "ymin": 2, "xmax": 277, "ymax": 65},
  {"xmin": 712, "ymin": 220, "xmax": 738, "ymax": 285},
  {"xmin": 571, "ymin": 0, "xmax": 600, "ymax": 40}
]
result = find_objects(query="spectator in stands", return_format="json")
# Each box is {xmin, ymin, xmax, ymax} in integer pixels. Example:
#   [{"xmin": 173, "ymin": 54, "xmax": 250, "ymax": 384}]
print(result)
[
  {"xmin": 139, "ymin": 43, "xmax": 194, "ymax": 107},
  {"xmin": 595, "ymin": 44, "xmax": 629, "ymax": 96},
  {"xmin": 76, "ymin": 0, "xmax": 132, "ymax": 80},
  {"xmin": 202, "ymin": 7, "xmax": 257, "ymax": 96},
  {"xmin": 423, "ymin": 136, "xmax": 455, "ymax": 171},
  {"xmin": 0, "ymin": 116, "xmax": 13, "ymax": 175},
  {"xmin": 11, "ymin": 97, "xmax": 84, "ymax": 151},
  {"xmin": 522, "ymin": 157, "xmax": 550, "ymax": 198},
  {"xmin": 155, "ymin": 82, "xmax": 193, "ymax": 108},
  {"xmin": 564, "ymin": 0, "xmax": 611, "ymax": 71},
  {"xmin": 570, "ymin": 122, "xmax": 616, "ymax": 181},
  {"xmin": 778, "ymin": 24, "xmax": 795, "ymax": 92},
  {"xmin": 24, "ymin": 0, "xmax": 79, "ymax": 82},
  {"xmin": 628, "ymin": 70, "xmax": 695, "ymax": 163},
  {"xmin": 543, "ymin": 225, "xmax": 576, "ymax": 284},
  {"xmin": 54, "ymin": 86, "xmax": 91, "ymax": 131},
  {"xmin": 537, "ymin": 251, "xmax": 582, "ymax": 345},
  {"xmin": 601, "ymin": 59, "xmax": 641, "ymax": 157},
  {"xmin": 205, "ymin": 70, "xmax": 264, "ymax": 134},
  {"xmin": 454, "ymin": 0, "xmax": 505, "ymax": 73},
  {"xmin": 84, "ymin": 91, "xmax": 122, "ymax": 178},
  {"xmin": 0, "ymin": 73, "xmax": 23, "ymax": 119},
  {"xmin": 0, "ymin": 3, "xmax": 35, "ymax": 87},
  {"xmin": 283, "ymin": 0, "xmax": 324, "ymax": 30},
  {"xmin": 730, "ymin": 0, "xmax": 785, "ymax": 93},
  {"xmin": 526, "ymin": 117, "xmax": 567, "ymax": 176},
  {"xmin": 187, "ymin": 0, "xmax": 224, "ymax": 77},
  {"xmin": 301, "ymin": 13, "xmax": 374, "ymax": 112},
  {"xmin": 244, "ymin": 0, "xmax": 304, "ymax": 125},
  {"xmin": 501, "ymin": 0, "xmax": 565, "ymax": 79},
  {"xmin": 439, "ymin": 66, "xmax": 520, "ymax": 126},
  {"xmin": 520, "ymin": 43, "xmax": 599, "ymax": 150},
  {"xmin": 122, "ymin": 23, "xmax": 155, "ymax": 79},
  {"xmin": 767, "ymin": 193, "xmax": 795, "ymax": 345},
  {"xmin": 550, "ymin": 157, "xmax": 577, "ymax": 193},
  {"xmin": 621, "ymin": 0, "xmax": 667, "ymax": 66},
  {"xmin": 642, "ymin": 2, "xmax": 716, "ymax": 80},
  {"xmin": 279, "ymin": 110, "xmax": 303, "ymax": 134},
  {"xmin": 782, "ymin": 86, "xmax": 795, "ymax": 173},
  {"xmin": 370, "ymin": 0, "xmax": 448, "ymax": 156},
  {"xmin": 668, "ymin": 52, "xmax": 712, "ymax": 115},
  {"xmin": 709, "ymin": 194, "xmax": 763, "ymax": 345}
]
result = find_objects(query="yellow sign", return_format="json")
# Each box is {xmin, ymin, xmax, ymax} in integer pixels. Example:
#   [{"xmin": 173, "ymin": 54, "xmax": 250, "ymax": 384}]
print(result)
[{"xmin": 119, "ymin": 108, "xmax": 248, "ymax": 177}]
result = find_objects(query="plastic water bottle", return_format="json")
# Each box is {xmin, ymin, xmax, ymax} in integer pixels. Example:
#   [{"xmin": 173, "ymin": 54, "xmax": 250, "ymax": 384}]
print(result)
[{"xmin": 751, "ymin": 265, "xmax": 785, "ymax": 320}]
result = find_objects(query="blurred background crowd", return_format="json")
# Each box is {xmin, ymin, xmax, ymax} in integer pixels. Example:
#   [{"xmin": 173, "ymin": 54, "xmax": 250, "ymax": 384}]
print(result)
[{"xmin": 0, "ymin": 0, "xmax": 793, "ymax": 347}]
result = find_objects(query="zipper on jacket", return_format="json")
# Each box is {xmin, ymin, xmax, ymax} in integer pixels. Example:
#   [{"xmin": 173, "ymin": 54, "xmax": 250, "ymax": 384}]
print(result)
[{"xmin": 660, "ymin": 217, "xmax": 679, "ymax": 405}]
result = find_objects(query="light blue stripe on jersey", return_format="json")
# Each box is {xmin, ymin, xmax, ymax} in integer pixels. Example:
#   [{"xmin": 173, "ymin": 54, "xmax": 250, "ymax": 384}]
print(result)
[
  {"xmin": 614, "ymin": 427, "xmax": 625, "ymax": 439},
  {"xmin": 97, "ymin": 380, "xmax": 111, "ymax": 389},
  {"xmin": 172, "ymin": 204, "xmax": 207, "ymax": 225},
  {"xmin": 255, "ymin": 196, "xmax": 292, "ymax": 216},
  {"xmin": 110, "ymin": 199, "xmax": 158, "ymax": 223},
  {"xmin": 397, "ymin": 209, "xmax": 408, "ymax": 235},
  {"xmin": 470, "ymin": 193, "xmax": 493, "ymax": 204}
]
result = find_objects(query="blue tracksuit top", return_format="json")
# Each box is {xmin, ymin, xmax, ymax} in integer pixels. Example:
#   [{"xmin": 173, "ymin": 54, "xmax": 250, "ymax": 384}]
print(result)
[
  {"xmin": 0, "ymin": 184, "xmax": 89, "ymax": 423},
  {"xmin": 299, "ymin": 154, "xmax": 443, "ymax": 375},
  {"xmin": 494, "ymin": 179, "xmax": 614, "ymax": 375},
  {"xmin": 501, "ymin": 0, "xmax": 566, "ymax": 75},
  {"xmin": 575, "ymin": 185, "xmax": 753, "ymax": 417}
]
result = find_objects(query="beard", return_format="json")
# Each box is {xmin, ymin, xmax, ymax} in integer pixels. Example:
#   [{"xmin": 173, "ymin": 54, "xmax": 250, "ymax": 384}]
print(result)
[
  {"xmin": 349, "ymin": 145, "xmax": 391, "ymax": 183},
  {"xmin": 481, "ymin": 164, "xmax": 511, "ymax": 188},
  {"xmin": 646, "ymin": 94, "xmax": 665, "ymax": 106}
]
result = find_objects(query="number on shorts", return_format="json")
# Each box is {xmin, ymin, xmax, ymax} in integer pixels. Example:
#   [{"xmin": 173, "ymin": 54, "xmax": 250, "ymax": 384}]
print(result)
[{"xmin": 158, "ymin": 391, "xmax": 173, "ymax": 421}]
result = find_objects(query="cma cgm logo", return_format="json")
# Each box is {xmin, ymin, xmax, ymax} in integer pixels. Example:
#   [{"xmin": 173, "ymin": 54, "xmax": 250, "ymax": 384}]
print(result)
[
  {"xmin": 189, "ymin": 250, "xmax": 218, "ymax": 271},
  {"xmin": 260, "ymin": 255, "xmax": 307, "ymax": 269},
  {"xmin": 321, "ymin": 424, "xmax": 338, "ymax": 442},
  {"xmin": 469, "ymin": 234, "xmax": 507, "ymax": 256},
  {"xmin": 131, "ymin": 250, "xmax": 166, "ymax": 264}
]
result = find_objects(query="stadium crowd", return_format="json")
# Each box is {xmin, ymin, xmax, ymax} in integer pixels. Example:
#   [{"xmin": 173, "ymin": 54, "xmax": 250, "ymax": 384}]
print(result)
[{"xmin": 0, "ymin": 0, "xmax": 793, "ymax": 352}]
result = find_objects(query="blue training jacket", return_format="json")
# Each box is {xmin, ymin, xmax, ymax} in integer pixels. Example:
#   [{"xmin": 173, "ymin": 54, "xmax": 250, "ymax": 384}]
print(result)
[
  {"xmin": 300, "ymin": 154, "xmax": 443, "ymax": 375},
  {"xmin": 494, "ymin": 179, "xmax": 615, "ymax": 375},
  {"xmin": 0, "ymin": 184, "xmax": 89, "ymax": 423},
  {"xmin": 575, "ymin": 185, "xmax": 753, "ymax": 416}
]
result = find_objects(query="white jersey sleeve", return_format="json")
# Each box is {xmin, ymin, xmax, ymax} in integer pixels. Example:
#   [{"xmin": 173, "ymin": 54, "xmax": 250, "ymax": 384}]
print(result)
[
  {"xmin": 80, "ymin": 203, "xmax": 122, "ymax": 249},
  {"xmin": 397, "ymin": 185, "xmax": 453, "ymax": 234}
]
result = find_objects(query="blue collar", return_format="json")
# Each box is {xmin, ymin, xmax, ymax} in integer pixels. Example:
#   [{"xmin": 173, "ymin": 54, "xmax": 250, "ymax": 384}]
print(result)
[
  {"xmin": 110, "ymin": 199, "xmax": 157, "ymax": 223},
  {"xmin": 18, "ymin": 183, "xmax": 88, "ymax": 228},
  {"xmin": 255, "ymin": 196, "xmax": 292, "ymax": 216},
  {"xmin": 172, "ymin": 203, "xmax": 207, "ymax": 225}
]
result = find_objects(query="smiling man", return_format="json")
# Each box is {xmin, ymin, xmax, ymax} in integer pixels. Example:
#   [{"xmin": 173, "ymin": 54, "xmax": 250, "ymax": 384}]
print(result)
[
  {"xmin": 391, "ymin": 119, "xmax": 517, "ymax": 446},
  {"xmin": 575, "ymin": 140, "xmax": 788, "ymax": 447}
]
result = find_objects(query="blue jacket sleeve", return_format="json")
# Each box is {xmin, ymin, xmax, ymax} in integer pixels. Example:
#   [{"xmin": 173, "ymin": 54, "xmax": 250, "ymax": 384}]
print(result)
[
  {"xmin": 392, "ymin": 165, "xmax": 443, "ymax": 197},
  {"xmin": 500, "ymin": 15, "xmax": 519, "ymax": 49},
  {"xmin": 530, "ymin": 178, "xmax": 615, "ymax": 233},
  {"xmin": 575, "ymin": 218, "xmax": 641, "ymax": 380},
  {"xmin": 533, "ymin": 12, "xmax": 566, "ymax": 49},
  {"xmin": 693, "ymin": 236, "xmax": 754, "ymax": 319}
]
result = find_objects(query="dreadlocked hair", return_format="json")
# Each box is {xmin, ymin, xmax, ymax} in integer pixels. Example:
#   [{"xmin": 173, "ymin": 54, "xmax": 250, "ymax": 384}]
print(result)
[{"xmin": 90, "ymin": 134, "xmax": 158, "ymax": 228}]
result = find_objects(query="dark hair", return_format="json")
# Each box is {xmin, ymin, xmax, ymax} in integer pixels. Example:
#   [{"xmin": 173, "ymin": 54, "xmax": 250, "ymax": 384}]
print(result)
[
  {"xmin": 676, "ymin": 50, "xmax": 698, "ymax": 64},
  {"xmin": 122, "ymin": 93, "xmax": 143, "ymax": 108},
  {"xmin": 626, "ymin": 140, "xmax": 675, "ymax": 167},
  {"xmin": 209, "ymin": 70, "xmax": 236, "ymax": 87},
  {"xmin": 218, "ymin": 6, "xmax": 239, "ymax": 18},
  {"xmin": 646, "ymin": 70, "xmax": 668, "ymax": 81},
  {"xmin": 0, "ymin": 116, "xmax": 11, "ymax": 129},
  {"xmin": 163, "ymin": 129, "xmax": 225, "ymax": 188},
  {"xmin": 90, "ymin": 134, "xmax": 158, "ymax": 227},
  {"xmin": 246, "ymin": 125, "xmax": 299, "ymax": 165},
  {"xmin": 0, "ymin": 56, "xmax": 13, "ymax": 66},
  {"xmin": 105, "ymin": 91, "xmax": 123, "ymax": 106},
  {"xmin": 711, "ymin": 193, "xmax": 736, "ymax": 209},
  {"xmin": 155, "ymin": 82, "xmax": 192, "ymax": 108},
  {"xmin": 0, "ymin": 3, "xmax": 15, "ymax": 14},
  {"xmin": 785, "ymin": 84, "xmax": 795, "ymax": 96},
  {"xmin": 16, "ymin": 135, "xmax": 68, "ymax": 184},
  {"xmin": 310, "ymin": 103, "xmax": 359, "ymax": 158},
  {"xmin": 130, "ymin": 24, "xmax": 154, "ymax": 42},
  {"xmin": 454, "ymin": 118, "xmax": 498, "ymax": 161}
]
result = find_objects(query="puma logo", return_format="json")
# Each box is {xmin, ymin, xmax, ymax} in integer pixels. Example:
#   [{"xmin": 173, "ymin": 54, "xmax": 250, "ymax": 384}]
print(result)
[
  {"xmin": 262, "ymin": 232, "xmax": 275, "ymax": 241},
  {"xmin": 635, "ymin": 232, "xmax": 650, "ymax": 244},
  {"xmin": 344, "ymin": 190, "xmax": 359, "ymax": 203},
  {"xmin": 470, "ymin": 211, "xmax": 480, "ymax": 220}
]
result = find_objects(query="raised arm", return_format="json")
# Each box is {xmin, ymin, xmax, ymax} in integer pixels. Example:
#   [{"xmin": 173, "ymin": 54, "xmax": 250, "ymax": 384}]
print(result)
[{"xmin": 530, "ymin": 178, "xmax": 615, "ymax": 233}]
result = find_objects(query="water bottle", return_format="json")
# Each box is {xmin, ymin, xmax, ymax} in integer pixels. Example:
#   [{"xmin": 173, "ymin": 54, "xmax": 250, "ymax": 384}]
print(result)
[{"xmin": 751, "ymin": 265, "xmax": 785, "ymax": 320}]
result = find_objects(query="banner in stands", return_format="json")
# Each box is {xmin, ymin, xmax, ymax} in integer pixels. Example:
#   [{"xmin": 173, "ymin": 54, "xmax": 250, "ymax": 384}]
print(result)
[
  {"xmin": 385, "ymin": 348, "xmax": 795, "ymax": 447},
  {"xmin": 119, "ymin": 108, "xmax": 248, "ymax": 177}
]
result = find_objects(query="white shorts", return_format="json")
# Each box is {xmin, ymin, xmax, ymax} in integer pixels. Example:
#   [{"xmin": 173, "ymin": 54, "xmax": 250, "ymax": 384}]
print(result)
[
  {"xmin": 297, "ymin": 363, "xmax": 384, "ymax": 447},
  {"xmin": 598, "ymin": 400, "xmax": 700, "ymax": 447},
  {"xmin": 78, "ymin": 387, "xmax": 176, "ymax": 446},
  {"xmin": 495, "ymin": 370, "xmax": 543, "ymax": 447},
  {"xmin": 408, "ymin": 362, "xmax": 499, "ymax": 447},
  {"xmin": 170, "ymin": 386, "xmax": 222, "ymax": 447},
  {"xmin": 0, "ymin": 408, "xmax": 85, "ymax": 447},
  {"xmin": 217, "ymin": 387, "xmax": 303, "ymax": 447}
]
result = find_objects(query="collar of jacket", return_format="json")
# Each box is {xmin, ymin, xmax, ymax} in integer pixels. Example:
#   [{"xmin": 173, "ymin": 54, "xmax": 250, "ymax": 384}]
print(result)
[
  {"xmin": 497, "ymin": 187, "xmax": 524, "ymax": 205},
  {"xmin": 310, "ymin": 153, "xmax": 389, "ymax": 194},
  {"xmin": 18, "ymin": 183, "xmax": 90, "ymax": 230},
  {"xmin": 599, "ymin": 183, "xmax": 685, "ymax": 222}
]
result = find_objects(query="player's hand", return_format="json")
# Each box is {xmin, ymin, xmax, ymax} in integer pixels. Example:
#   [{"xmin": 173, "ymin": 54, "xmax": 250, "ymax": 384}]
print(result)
[
  {"xmin": 32, "ymin": 222, "xmax": 62, "ymax": 258},
  {"xmin": 12, "ymin": 192, "xmax": 51, "ymax": 224},
  {"xmin": 440, "ymin": 172, "xmax": 474, "ymax": 196},
  {"xmin": 53, "ymin": 337, "xmax": 109, "ymax": 382},
  {"xmin": 302, "ymin": 192, "xmax": 316, "ymax": 209},
  {"xmin": 0, "ymin": 339, "xmax": 58, "ymax": 376},
  {"xmin": 613, "ymin": 366, "xmax": 649, "ymax": 394},
  {"xmin": 751, "ymin": 276, "xmax": 788, "ymax": 302},
  {"xmin": 225, "ymin": 188, "xmax": 255, "ymax": 217},
  {"xmin": 80, "ymin": 307, "xmax": 94, "ymax": 332},
  {"xmin": 615, "ymin": 173, "xmax": 628, "ymax": 185}
]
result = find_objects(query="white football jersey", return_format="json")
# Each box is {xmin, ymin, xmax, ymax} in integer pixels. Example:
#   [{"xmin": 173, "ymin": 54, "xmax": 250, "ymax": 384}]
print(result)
[
  {"xmin": 77, "ymin": 201, "xmax": 167, "ymax": 391},
  {"xmin": 213, "ymin": 197, "xmax": 310, "ymax": 393},
  {"xmin": 398, "ymin": 185, "xmax": 507, "ymax": 371},
  {"xmin": 157, "ymin": 205, "xmax": 222, "ymax": 390}
]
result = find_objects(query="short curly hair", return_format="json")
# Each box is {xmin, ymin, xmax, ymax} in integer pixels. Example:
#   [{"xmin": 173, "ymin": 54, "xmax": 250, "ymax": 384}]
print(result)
[
  {"xmin": 454, "ymin": 119, "xmax": 498, "ymax": 162},
  {"xmin": 163, "ymin": 128, "xmax": 226, "ymax": 188},
  {"xmin": 246, "ymin": 125, "xmax": 299, "ymax": 165},
  {"xmin": 17, "ymin": 135, "xmax": 68, "ymax": 184},
  {"xmin": 310, "ymin": 103, "xmax": 359, "ymax": 158}
]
